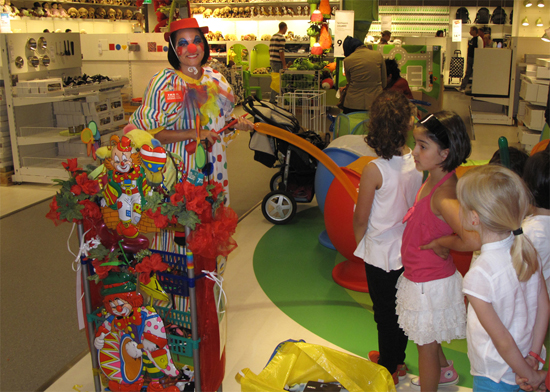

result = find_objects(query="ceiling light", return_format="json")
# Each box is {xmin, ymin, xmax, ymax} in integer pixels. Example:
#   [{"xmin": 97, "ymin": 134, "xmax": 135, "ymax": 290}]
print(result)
[
  {"xmin": 524, "ymin": 0, "xmax": 533, "ymax": 6},
  {"xmin": 522, "ymin": 17, "xmax": 530, "ymax": 26},
  {"xmin": 537, "ymin": 0, "xmax": 545, "ymax": 7},
  {"xmin": 536, "ymin": 17, "xmax": 544, "ymax": 26},
  {"xmin": 542, "ymin": 33, "xmax": 550, "ymax": 42}
]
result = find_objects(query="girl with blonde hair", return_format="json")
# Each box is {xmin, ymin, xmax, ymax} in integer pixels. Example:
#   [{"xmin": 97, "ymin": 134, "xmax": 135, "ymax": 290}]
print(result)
[{"xmin": 458, "ymin": 165, "xmax": 549, "ymax": 392}]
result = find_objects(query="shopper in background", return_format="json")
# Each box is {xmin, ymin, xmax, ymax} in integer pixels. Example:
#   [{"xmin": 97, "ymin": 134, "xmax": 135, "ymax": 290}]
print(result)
[
  {"xmin": 353, "ymin": 91, "xmax": 422, "ymax": 386},
  {"xmin": 459, "ymin": 165, "xmax": 549, "ymax": 392},
  {"xmin": 380, "ymin": 30, "xmax": 391, "ymax": 44},
  {"xmin": 129, "ymin": 18, "xmax": 254, "ymax": 250},
  {"xmin": 341, "ymin": 36, "xmax": 386, "ymax": 113},
  {"xmin": 436, "ymin": 30, "xmax": 444, "ymax": 37},
  {"xmin": 385, "ymin": 58, "xmax": 413, "ymax": 100},
  {"xmin": 477, "ymin": 27, "xmax": 487, "ymax": 47},
  {"xmin": 269, "ymin": 22, "xmax": 288, "ymax": 104},
  {"xmin": 458, "ymin": 26, "xmax": 483, "ymax": 93}
]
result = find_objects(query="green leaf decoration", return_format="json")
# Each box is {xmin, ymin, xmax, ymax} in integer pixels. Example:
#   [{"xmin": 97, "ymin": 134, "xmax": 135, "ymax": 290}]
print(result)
[
  {"xmin": 177, "ymin": 210, "xmax": 201, "ymax": 230},
  {"xmin": 143, "ymin": 192, "xmax": 164, "ymax": 212},
  {"xmin": 88, "ymin": 243, "xmax": 111, "ymax": 261},
  {"xmin": 134, "ymin": 249, "xmax": 152, "ymax": 263},
  {"xmin": 87, "ymin": 274, "xmax": 101, "ymax": 284}
]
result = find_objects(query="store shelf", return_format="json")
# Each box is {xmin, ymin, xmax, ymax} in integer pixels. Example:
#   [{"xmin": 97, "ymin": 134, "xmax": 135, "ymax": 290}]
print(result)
[
  {"xmin": 192, "ymin": 1, "xmax": 338, "ymax": 4},
  {"xmin": 17, "ymin": 127, "xmax": 79, "ymax": 145}
]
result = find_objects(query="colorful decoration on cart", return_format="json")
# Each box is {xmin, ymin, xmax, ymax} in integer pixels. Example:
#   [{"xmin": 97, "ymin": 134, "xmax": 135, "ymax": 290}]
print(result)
[
  {"xmin": 103, "ymin": 135, "xmax": 153, "ymax": 239},
  {"xmin": 144, "ymin": 177, "xmax": 238, "ymax": 259},
  {"xmin": 93, "ymin": 271, "xmax": 180, "ymax": 392},
  {"xmin": 46, "ymin": 158, "xmax": 102, "ymax": 226},
  {"xmin": 80, "ymin": 120, "xmax": 101, "ymax": 160}
]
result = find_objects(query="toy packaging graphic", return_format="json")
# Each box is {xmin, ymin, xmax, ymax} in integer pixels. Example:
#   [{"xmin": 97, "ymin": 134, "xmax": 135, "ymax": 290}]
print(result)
[{"xmin": 46, "ymin": 122, "xmax": 238, "ymax": 392}]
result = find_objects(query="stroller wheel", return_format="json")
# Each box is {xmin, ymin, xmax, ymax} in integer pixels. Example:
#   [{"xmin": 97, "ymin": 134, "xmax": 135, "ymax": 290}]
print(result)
[
  {"xmin": 270, "ymin": 172, "xmax": 284, "ymax": 191},
  {"xmin": 262, "ymin": 190, "xmax": 297, "ymax": 225}
]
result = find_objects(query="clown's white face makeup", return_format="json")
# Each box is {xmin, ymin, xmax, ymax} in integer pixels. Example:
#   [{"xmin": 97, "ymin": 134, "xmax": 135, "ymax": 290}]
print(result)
[{"xmin": 173, "ymin": 28, "xmax": 204, "ymax": 72}]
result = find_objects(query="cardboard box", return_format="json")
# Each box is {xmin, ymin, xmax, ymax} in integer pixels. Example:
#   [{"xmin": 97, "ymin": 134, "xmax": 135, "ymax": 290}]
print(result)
[
  {"xmin": 536, "ymin": 58, "xmax": 550, "ymax": 68},
  {"xmin": 537, "ymin": 84, "xmax": 549, "ymax": 104},
  {"xmin": 520, "ymin": 80, "xmax": 539, "ymax": 102},
  {"xmin": 537, "ymin": 66, "xmax": 550, "ymax": 79},
  {"xmin": 524, "ymin": 105, "xmax": 545, "ymax": 131}
]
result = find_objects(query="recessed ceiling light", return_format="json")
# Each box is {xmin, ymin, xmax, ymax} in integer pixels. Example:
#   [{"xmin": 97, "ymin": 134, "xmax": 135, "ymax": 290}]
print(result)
[
  {"xmin": 522, "ymin": 17, "xmax": 530, "ymax": 26},
  {"xmin": 537, "ymin": 0, "xmax": 545, "ymax": 7},
  {"xmin": 524, "ymin": 0, "xmax": 533, "ymax": 6}
]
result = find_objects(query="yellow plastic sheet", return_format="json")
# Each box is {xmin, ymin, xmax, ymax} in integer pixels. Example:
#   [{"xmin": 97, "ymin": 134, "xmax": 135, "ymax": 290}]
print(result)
[
  {"xmin": 270, "ymin": 72, "xmax": 281, "ymax": 94},
  {"xmin": 236, "ymin": 342, "xmax": 396, "ymax": 392}
]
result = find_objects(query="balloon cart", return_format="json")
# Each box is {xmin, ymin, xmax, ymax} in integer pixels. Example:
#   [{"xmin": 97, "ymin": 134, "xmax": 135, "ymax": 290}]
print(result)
[{"xmin": 47, "ymin": 123, "xmax": 236, "ymax": 392}]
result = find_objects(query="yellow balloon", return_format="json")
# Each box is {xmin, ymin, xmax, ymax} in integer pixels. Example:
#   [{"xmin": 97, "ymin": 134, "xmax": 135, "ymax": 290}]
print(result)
[
  {"xmin": 81, "ymin": 128, "xmax": 93, "ymax": 144},
  {"xmin": 254, "ymin": 123, "xmax": 358, "ymax": 203}
]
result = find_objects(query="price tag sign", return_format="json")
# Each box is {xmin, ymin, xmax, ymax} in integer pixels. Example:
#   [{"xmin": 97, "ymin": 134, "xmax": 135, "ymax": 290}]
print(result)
[
  {"xmin": 0, "ymin": 13, "xmax": 10, "ymax": 34},
  {"xmin": 334, "ymin": 10, "xmax": 354, "ymax": 58},
  {"xmin": 381, "ymin": 15, "xmax": 392, "ymax": 32},
  {"xmin": 452, "ymin": 20, "xmax": 462, "ymax": 42}
]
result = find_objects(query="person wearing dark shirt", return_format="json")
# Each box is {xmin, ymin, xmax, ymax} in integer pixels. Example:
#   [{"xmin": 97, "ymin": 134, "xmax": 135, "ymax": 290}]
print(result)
[
  {"xmin": 385, "ymin": 59, "xmax": 413, "ymax": 100},
  {"xmin": 458, "ymin": 26, "xmax": 483, "ymax": 92}
]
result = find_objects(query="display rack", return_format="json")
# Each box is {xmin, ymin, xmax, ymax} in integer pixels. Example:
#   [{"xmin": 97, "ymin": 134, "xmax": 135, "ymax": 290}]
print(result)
[
  {"xmin": 370, "ymin": 5, "xmax": 450, "ymax": 37},
  {"xmin": 0, "ymin": 32, "xmax": 129, "ymax": 184}
]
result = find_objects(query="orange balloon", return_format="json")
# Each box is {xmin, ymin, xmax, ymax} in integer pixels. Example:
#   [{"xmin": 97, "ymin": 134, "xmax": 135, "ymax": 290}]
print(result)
[{"xmin": 254, "ymin": 123, "xmax": 358, "ymax": 203}]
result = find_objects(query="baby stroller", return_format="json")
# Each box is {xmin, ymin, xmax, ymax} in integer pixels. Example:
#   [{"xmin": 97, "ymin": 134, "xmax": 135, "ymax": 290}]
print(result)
[{"xmin": 243, "ymin": 96, "xmax": 327, "ymax": 224}]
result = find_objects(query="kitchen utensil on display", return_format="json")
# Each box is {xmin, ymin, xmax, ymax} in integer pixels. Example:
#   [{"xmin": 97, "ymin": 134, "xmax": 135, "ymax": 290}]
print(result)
[
  {"xmin": 41, "ymin": 55, "xmax": 50, "ymax": 67},
  {"xmin": 15, "ymin": 56, "xmax": 24, "ymax": 68},
  {"xmin": 70, "ymin": 41, "xmax": 74, "ymax": 56},
  {"xmin": 28, "ymin": 55, "xmax": 39, "ymax": 67},
  {"xmin": 26, "ymin": 38, "xmax": 37, "ymax": 51},
  {"xmin": 38, "ymin": 37, "xmax": 47, "ymax": 52}
]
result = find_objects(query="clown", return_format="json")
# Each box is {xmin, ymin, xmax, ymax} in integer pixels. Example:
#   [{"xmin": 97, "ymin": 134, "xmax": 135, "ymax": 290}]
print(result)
[
  {"xmin": 103, "ymin": 135, "xmax": 152, "ymax": 238},
  {"xmin": 94, "ymin": 272, "xmax": 180, "ymax": 392}
]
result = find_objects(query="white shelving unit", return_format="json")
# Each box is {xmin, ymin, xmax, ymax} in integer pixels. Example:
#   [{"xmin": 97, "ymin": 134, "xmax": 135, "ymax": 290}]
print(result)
[{"xmin": 0, "ymin": 32, "xmax": 128, "ymax": 184}]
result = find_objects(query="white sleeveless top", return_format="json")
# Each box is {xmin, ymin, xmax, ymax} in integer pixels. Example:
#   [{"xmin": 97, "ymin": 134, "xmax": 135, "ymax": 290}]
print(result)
[{"xmin": 353, "ymin": 152, "xmax": 422, "ymax": 272}]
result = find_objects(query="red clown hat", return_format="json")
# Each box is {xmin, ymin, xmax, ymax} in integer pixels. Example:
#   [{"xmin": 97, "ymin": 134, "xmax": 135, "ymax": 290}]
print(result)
[
  {"xmin": 164, "ymin": 18, "xmax": 209, "ymax": 42},
  {"xmin": 117, "ymin": 136, "xmax": 132, "ymax": 152}
]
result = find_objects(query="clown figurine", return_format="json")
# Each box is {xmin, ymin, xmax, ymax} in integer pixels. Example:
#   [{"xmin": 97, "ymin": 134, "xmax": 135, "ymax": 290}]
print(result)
[
  {"xmin": 103, "ymin": 135, "xmax": 152, "ymax": 238},
  {"xmin": 94, "ymin": 272, "xmax": 180, "ymax": 392}
]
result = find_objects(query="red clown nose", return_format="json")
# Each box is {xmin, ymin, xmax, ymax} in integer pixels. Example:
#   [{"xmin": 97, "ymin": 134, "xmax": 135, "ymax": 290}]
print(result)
[{"xmin": 187, "ymin": 43, "xmax": 197, "ymax": 54}]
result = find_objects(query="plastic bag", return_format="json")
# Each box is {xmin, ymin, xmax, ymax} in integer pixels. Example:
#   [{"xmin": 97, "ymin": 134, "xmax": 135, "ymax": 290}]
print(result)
[
  {"xmin": 236, "ymin": 341, "xmax": 396, "ymax": 392},
  {"xmin": 270, "ymin": 72, "xmax": 280, "ymax": 94}
]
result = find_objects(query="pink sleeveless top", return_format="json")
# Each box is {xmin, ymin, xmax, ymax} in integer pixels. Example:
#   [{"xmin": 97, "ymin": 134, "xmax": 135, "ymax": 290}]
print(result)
[{"xmin": 401, "ymin": 170, "xmax": 457, "ymax": 283}]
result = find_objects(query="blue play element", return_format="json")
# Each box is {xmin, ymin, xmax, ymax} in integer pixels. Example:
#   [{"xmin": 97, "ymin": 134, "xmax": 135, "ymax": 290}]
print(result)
[{"xmin": 314, "ymin": 147, "xmax": 361, "ymax": 213}]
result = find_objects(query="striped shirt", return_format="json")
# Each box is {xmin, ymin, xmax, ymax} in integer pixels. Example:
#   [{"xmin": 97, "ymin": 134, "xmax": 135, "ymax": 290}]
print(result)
[{"xmin": 269, "ymin": 33, "xmax": 286, "ymax": 63}]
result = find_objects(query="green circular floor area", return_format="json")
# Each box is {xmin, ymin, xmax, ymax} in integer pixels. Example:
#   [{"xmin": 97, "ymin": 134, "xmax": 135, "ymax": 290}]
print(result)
[{"xmin": 253, "ymin": 206, "xmax": 473, "ymax": 388}]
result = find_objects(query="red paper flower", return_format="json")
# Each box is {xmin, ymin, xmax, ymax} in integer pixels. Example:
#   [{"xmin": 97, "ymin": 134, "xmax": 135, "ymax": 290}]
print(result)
[
  {"xmin": 135, "ymin": 253, "xmax": 168, "ymax": 284},
  {"xmin": 92, "ymin": 257, "xmax": 119, "ymax": 279},
  {"xmin": 45, "ymin": 196, "xmax": 62, "ymax": 226},
  {"xmin": 210, "ymin": 181, "xmax": 225, "ymax": 199},
  {"xmin": 170, "ymin": 193, "xmax": 184, "ymax": 206},
  {"xmin": 79, "ymin": 199, "xmax": 102, "ymax": 221},
  {"xmin": 70, "ymin": 184, "xmax": 82, "ymax": 196},
  {"xmin": 146, "ymin": 207, "xmax": 170, "ymax": 229},
  {"xmin": 75, "ymin": 172, "xmax": 99, "ymax": 196},
  {"xmin": 174, "ymin": 182, "xmax": 185, "ymax": 196},
  {"xmin": 62, "ymin": 158, "xmax": 81, "ymax": 173}
]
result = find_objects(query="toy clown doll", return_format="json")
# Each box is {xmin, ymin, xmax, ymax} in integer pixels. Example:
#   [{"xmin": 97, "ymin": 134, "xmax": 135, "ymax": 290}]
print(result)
[
  {"xmin": 103, "ymin": 135, "xmax": 152, "ymax": 238},
  {"xmin": 94, "ymin": 272, "xmax": 180, "ymax": 392}
]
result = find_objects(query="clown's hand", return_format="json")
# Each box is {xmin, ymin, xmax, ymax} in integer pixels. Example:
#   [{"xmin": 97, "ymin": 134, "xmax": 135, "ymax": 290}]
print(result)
[
  {"xmin": 100, "ymin": 198, "xmax": 107, "ymax": 208},
  {"xmin": 142, "ymin": 339, "xmax": 157, "ymax": 352},
  {"xmin": 94, "ymin": 333, "xmax": 105, "ymax": 350},
  {"xmin": 125, "ymin": 340, "xmax": 142, "ymax": 358}
]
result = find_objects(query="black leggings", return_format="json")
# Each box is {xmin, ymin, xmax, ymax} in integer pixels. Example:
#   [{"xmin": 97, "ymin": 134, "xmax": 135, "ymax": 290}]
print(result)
[{"xmin": 365, "ymin": 263, "xmax": 408, "ymax": 374}]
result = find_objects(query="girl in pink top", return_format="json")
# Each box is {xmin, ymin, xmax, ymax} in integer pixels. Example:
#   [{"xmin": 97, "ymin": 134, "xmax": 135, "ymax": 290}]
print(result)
[{"xmin": 395, "ymin": 112, "xmax": 481, "ymax": 391}]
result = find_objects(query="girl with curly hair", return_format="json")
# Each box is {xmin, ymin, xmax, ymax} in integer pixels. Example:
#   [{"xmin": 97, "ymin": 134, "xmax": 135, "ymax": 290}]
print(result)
[{"xmin": 353, "ymin": 90, "xmax": 422, "ymax": 385}]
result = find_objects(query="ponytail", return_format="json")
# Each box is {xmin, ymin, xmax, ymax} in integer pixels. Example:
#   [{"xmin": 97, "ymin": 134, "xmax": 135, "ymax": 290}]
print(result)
[{"xmin": 457, "ymin": 165, "xmax": 538, "ymax": 281}]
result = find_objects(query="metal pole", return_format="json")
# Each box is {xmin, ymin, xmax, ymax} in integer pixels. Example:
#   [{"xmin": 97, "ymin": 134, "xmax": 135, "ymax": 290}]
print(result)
[
  {"xmin": 77, "ymin": 222, "xmax": 102, "ymax": 392},
  {"xmin": 185, "ymin": 226, "xmax": 201, "ymax": 392}
]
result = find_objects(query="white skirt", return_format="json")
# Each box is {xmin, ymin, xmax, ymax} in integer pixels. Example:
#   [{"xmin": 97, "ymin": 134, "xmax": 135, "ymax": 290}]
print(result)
[{"xmin": 396, "ymin": 270, "xmax": 467, "ymax": 346}]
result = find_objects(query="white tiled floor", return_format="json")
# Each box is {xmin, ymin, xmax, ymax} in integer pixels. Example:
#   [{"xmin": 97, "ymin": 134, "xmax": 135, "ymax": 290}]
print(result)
[{"xmin": 3, "ymin": 94, "xmax": 524, "ymax": 392}]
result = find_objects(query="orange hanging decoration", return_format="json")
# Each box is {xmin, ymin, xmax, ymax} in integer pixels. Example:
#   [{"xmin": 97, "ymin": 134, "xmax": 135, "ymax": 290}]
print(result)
[{"xmin": 319, "ymin": 24, "xmax": 332, "ymax": 50}]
